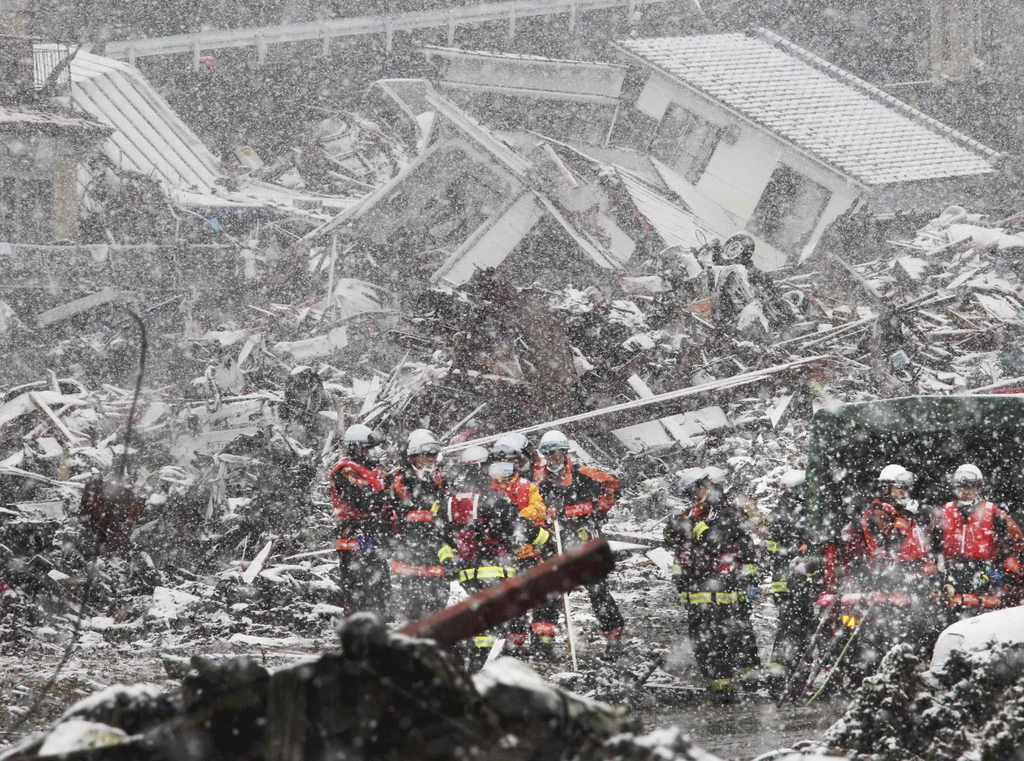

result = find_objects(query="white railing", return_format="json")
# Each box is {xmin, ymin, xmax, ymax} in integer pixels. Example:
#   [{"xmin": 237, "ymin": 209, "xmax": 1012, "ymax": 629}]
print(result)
[{"xmin": 97, "ymin": 0, "xmax": 666, "ymax": 68}]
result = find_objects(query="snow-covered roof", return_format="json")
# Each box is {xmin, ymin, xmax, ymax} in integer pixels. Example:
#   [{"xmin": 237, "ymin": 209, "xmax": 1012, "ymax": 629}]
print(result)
[
  {"xmin": 616, "ymin": 30, "xmax": 997, "ymax": 185},
  {"xmin": 617, "ymin": 170, "xmax": 720, "ymax": 249},
  {"xmin": 0, "ymin": 105, "xmax": 109, "ymax": 136}
]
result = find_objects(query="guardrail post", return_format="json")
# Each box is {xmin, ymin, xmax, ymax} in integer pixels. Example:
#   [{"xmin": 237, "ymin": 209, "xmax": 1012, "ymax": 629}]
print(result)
[
  {"xmin": 385, "ymin": 16, "xmax": 393, "ymax": 53},
  {"xmin": 191, "ymin": 38, "xmax": 200, "ymax": 71},
  {"xmin": 569, "ymin": 1, "xmax": 576, "ymax": 33},
  {"xmin": 508, "ymin": 5, "xmax": 516, "ymax": 40},
  {"xmin": 447, "ymin": 10, "xmax": 455, "ymax": 45},
  {"xmin": 257, "ymin": 35, "xmax": 267, "ymax": 66},
  {"xmin": 128, "ymin": 46, "xmax": 136, "ymax": 66},
  {"xmin": 322, "ymin": 29, "xmax": 330, "ymax": 56}
]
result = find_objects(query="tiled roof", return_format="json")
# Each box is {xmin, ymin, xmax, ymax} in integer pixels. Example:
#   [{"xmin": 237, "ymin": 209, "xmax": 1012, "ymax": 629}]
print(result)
[{"xmin": 617, "ymin": 31, "xmax": 996, "ymax": 185}]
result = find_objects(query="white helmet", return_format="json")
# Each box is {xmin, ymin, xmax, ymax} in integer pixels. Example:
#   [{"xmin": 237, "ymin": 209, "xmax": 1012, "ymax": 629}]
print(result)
[
  {"xmin": 674, "ymin": 467, "xmax": 708, "ymax": 497},
  {"xmin": 492, "ymin": 434, "xmax": 527, "ymax": 461},
  {"xmin": 878, "ymin": 464, "xmax": 914, "ymax": 489},
  {"xmin": 538, "ymin": 430, "xmax": 570, "ymax": 455},
  {"xmin": 343, "ymin": 424, "xmax": 374, "ymax": 446},
  {"xmin": 406, "ymin": 429, "xmax": 441, "ymax": 457},
  {"xmin": 779, "ymin": 469, "xmax": 806, "ymax": 492},
  {"xmin": 459, "ymin": 445, "xmax": 490, "ymax": 465},
  {"xmin": 953, "ymin": 463, "xmax": 984, "ymax": 487}
]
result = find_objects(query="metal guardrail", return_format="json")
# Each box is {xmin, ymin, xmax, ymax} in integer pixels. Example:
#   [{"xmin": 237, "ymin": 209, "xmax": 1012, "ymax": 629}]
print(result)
[{"xmin": 97, "ymin": 0, "xmax": 669, "ymax": 68}]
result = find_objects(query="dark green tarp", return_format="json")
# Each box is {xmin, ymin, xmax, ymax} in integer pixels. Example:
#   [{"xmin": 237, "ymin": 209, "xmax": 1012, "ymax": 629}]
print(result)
[{"xmin": 807, "ymin": 395, "xmax": 1024, "ymax": 544}]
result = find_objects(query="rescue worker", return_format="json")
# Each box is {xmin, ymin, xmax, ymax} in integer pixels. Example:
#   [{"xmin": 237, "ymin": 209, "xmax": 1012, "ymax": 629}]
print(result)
[
  {"xmin": 764, "ymin": 469, "xmax": 819, "ymax": 695},
  {"xmin": 855, "ymin": 464, "xmax": 936, "ymax": 669},
  {"xmin": 665, "ymin": 466, "xmax": 760, "ymax": 698},
  {"xmin": 534, "ymin": 429, "xmax": 625, "ymax": 649},
  {"xmin": 330, "ymin": 424, "xmax": 392, "ymax": 617},
  {"xmin": 388, "ymin": 429, "xmax": 451, "ymax": 621},
  {"xmin": 439, "ymin": 451, "xmax": 552, "ymax": 669},
  {"xmin": 489, "ymin": 436, "xmax": 552, "ymax": 653},
  {"xmin": 928, "ymin": 464, "xmax": 1024, "ymax": 622}
]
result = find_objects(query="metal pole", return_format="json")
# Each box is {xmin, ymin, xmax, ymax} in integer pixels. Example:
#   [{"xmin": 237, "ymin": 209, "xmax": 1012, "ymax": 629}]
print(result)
[{"xmin": 554, "ymin": 518, "xmax": 579, "ymax": 671}]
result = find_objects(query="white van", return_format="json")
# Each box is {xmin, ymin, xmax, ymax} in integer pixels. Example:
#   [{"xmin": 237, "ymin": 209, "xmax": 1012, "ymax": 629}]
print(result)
[{"xmin": 930, "ymin": 606, "xmax": 1024, "ymax": 671}]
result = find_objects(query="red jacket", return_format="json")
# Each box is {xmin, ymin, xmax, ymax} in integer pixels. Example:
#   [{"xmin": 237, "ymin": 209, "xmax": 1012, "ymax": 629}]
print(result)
[
  {"xmin": 935, "ymin": 500, "xmax": 1024, "ymax": 574},
  {"xmin": 861, "ymin": 500, "xmax": 928, "ymax": 563},
  {"xmin": 534, "ymin": 458, "xmax": 619, "ymax": 522},
  {"xmin": 329, "ymin": 459, "xmax": 387, "ymax": 520}
]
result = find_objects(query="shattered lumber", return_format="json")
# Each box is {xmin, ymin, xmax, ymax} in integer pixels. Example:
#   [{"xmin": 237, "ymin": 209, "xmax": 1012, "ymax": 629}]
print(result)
[
  {"xmin": 443, "ymin": 356, "xmax": 832, "ymax": 451},
  {"xmin": 401, "ymin": 538, "xmax": 615, "ymax": 644}
]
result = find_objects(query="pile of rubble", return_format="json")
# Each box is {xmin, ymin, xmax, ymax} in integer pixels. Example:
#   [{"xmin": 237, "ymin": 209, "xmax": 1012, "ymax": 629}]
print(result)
[
  {"xmin": 0, "ymin": 614, "xmax": 727, "ymax": 761},
  {"xmin": 821, "ymin": 641, "xmax": 1024, "ymax": 761}
]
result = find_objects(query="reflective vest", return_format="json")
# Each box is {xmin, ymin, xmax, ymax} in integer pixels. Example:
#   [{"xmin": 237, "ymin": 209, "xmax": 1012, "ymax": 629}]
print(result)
[
  {"xmin": 941, "ymin": 500, "xmax": 1000, "ymax": 561},
  {"xmin": 329, "ymin": 459, "xmax": 386, "ymax": 520},
  {"xmin": 862, "ymin": 500, "xmax": 928, "ymax": 563}
]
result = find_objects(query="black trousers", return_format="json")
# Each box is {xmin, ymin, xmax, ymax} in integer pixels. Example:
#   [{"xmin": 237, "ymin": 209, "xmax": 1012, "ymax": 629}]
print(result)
[
  {"xmin": 337, "ymin": 549, "xmax": 391, "ymax": 617},
  {"xmin": 768, "ymin": 586, "xmax": 816, "ymax": 678},
  {"xmin": 392, "ymin": 574, "xmax": 449, "ymax": 622},
  {"xmin": 533, "ymin": 518, "xmax": 625, "ymax": 639}
]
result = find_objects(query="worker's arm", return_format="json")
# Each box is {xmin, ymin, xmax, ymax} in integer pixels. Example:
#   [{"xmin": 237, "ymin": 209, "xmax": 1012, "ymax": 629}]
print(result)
[
  {"xmin": 578, "ymin": 466, "xmax": 619, "ymax": 515},
  {"xmin": 519, "ymin": 482, "xmax": 548, "ymax": 525}
]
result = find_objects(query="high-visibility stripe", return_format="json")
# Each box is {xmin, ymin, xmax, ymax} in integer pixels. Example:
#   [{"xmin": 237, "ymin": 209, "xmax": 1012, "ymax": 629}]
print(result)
[
  {"xmin": 390, "ymin": 560, "xmax": 445, "ymax": 577},
  {"xmin": 961, "ymin": 594, "xmax": 980, "ymax": 606},
  {"xmin": 474, "ymin": 636, "xmax": 496, "ymax": 649},
  {"xmin": 766, "ymin": 541, "xmax": 780, "ymax": 552},
  {"xmin": 677, "ymin": 591, "xmax": 689, "ymax": 604},
  {"xmin": 406, "ymin": 510, "xmax": 435, "ymax": 522},
  {"xmin": 531, "ymin": 622, "xmax": 557, "ymax": 636},
  {"xmin": 533, "ymin": 527, "xmax": 551, "ymax": 546},
  {"xmin": 693, "ymin": 521, "xmax": 709, "ymax": 538},
  {"xmin": 1005, "ymin": 556, "xmax": 1022, "ymax": 574},
  {"xmin": 671, "ymin": 564, "xmax": 682, "ymax": 577},
  {"xmin": 741, "ymin": 563, "xmax": 759, "ymax": 577},
  {"xmin": 714, "ymin": 591, "xmax": 738, "ymax": 604},
  {"xmin": 771, "ymin": 580, "xmax": 789, "ymax": 594},
  {"xmin": 887, "ymin": 594, "xmax": 911, "ymax": 606},
  {"xmin": 766, "ymin": 662, "xmax": 788, "ymax": 677},
  {"xmin": 706, "ymin": 677, "xmax": 734, "ymax": 691},
  {"xmin": 981, "ymin": 595, "xmax": 1002, "ymax": 608},
  {"xmin": 689, "ymin": 592, "xmax": 712, "ymax": 604},
  {"xmin": 459, "ymin": 565, "xmax": 516, "ymax": 582},
  {"xmin": 437, "ymin": 545, "xmax": 455, "ymax": 563},
  {"xmin": 564, "ymin": 502, "xmax": 594, "ymax": 518},
  {"xmin": 335, "ymin": 538, "xmax": 359, "ymax": 551}
]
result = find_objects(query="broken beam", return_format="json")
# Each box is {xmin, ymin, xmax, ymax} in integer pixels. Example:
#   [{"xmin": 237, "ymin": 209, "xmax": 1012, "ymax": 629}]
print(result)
[
  {"xmin": 35, "ymin": 287, "xmax": 132, "ymax": 327},
  {"xmin": 443, "ymin": 356, "xmax": 831, "ymax": 452},
  {"xmin": 400, "ymin": 538, "xmax": 614, "ymax": 645}
]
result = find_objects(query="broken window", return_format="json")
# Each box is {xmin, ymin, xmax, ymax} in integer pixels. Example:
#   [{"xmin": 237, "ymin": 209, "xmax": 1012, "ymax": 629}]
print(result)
[
  {"xmin": 747, "ymin": 164, "xmax": 831, "ymax": 259},
  {"xmin": 0, "ymin": 176, "xmax": 54, "ymax": 242},
  {"xmin": 648, "ymin": 104, "xmax": 720, "ymax": 184}
]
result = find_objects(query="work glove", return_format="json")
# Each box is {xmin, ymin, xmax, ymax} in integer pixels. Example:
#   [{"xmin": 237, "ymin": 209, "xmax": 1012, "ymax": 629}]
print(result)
[
  {"xmin": 356, "ymin": 534, "xmax": 374, "ymax": 553},
  {"xmin": 983, "ymin": 567, "xmax": 1004, "ymax": 585},
  {"xmin": 577, "ymin": 526, "xmax": 591, "ymax": 542},
  {"xmin": 443, "ymin": 561, "xmax": 459, "ymax": 583},
  {"xmin": 746, "ymin": 585, "xmax": 759, "ymax": 602}
]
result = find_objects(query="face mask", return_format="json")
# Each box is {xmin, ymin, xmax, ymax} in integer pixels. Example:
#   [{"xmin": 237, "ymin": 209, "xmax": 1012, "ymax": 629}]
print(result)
[
  {"xmin": 488, "ymin": 462, "xmax": 515, "ymax": 480},
  {"xmin": 546, "ymin": 460, "xmax": 564, "ymax": 475},
  {"xmin": 706, "ymin": 485, "xmax": 724, "ymax": 505},
  {"xmin": 412, "ymin": 465, "xmax": 433, "ymax": 481},
  {"xmin": 900, "ymin": 498, "xmax": 918, "ymax": 514}
]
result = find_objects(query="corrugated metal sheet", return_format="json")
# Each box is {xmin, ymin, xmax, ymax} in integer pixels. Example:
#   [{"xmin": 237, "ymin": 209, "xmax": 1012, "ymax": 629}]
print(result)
[
  {"xmin": 66, "ymin": 50, "xmax": 223, "ymax": 200},
  {"xmin": 617, "ymin": 170, "xmax": 719, "ymax": 250}
]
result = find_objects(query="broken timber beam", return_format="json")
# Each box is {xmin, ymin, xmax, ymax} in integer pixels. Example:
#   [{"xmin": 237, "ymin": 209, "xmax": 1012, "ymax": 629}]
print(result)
[
  {"xmin": 442, "ymin": 355, "xmax": 832, "ymax": 452},
  {"xmin": 400, "ymin": 538, "xmax": 615, "ymax": 645},
  {"xmin": 35, "ymin": 288, "xmax": 132, "ymax": 327}
]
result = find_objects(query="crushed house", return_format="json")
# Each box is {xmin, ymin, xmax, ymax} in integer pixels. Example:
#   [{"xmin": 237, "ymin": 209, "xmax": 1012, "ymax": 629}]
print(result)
[
  {"xmin": 303, "ymin": 80, "xmax": 644, "ymax": 289},
  {"xmin": 0, "ymin": 37, "xmax": 110, "ymax": 243},
  {"xmin": 610, "ymin": 29, "xmax": 1000, "ymax": 269}
]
